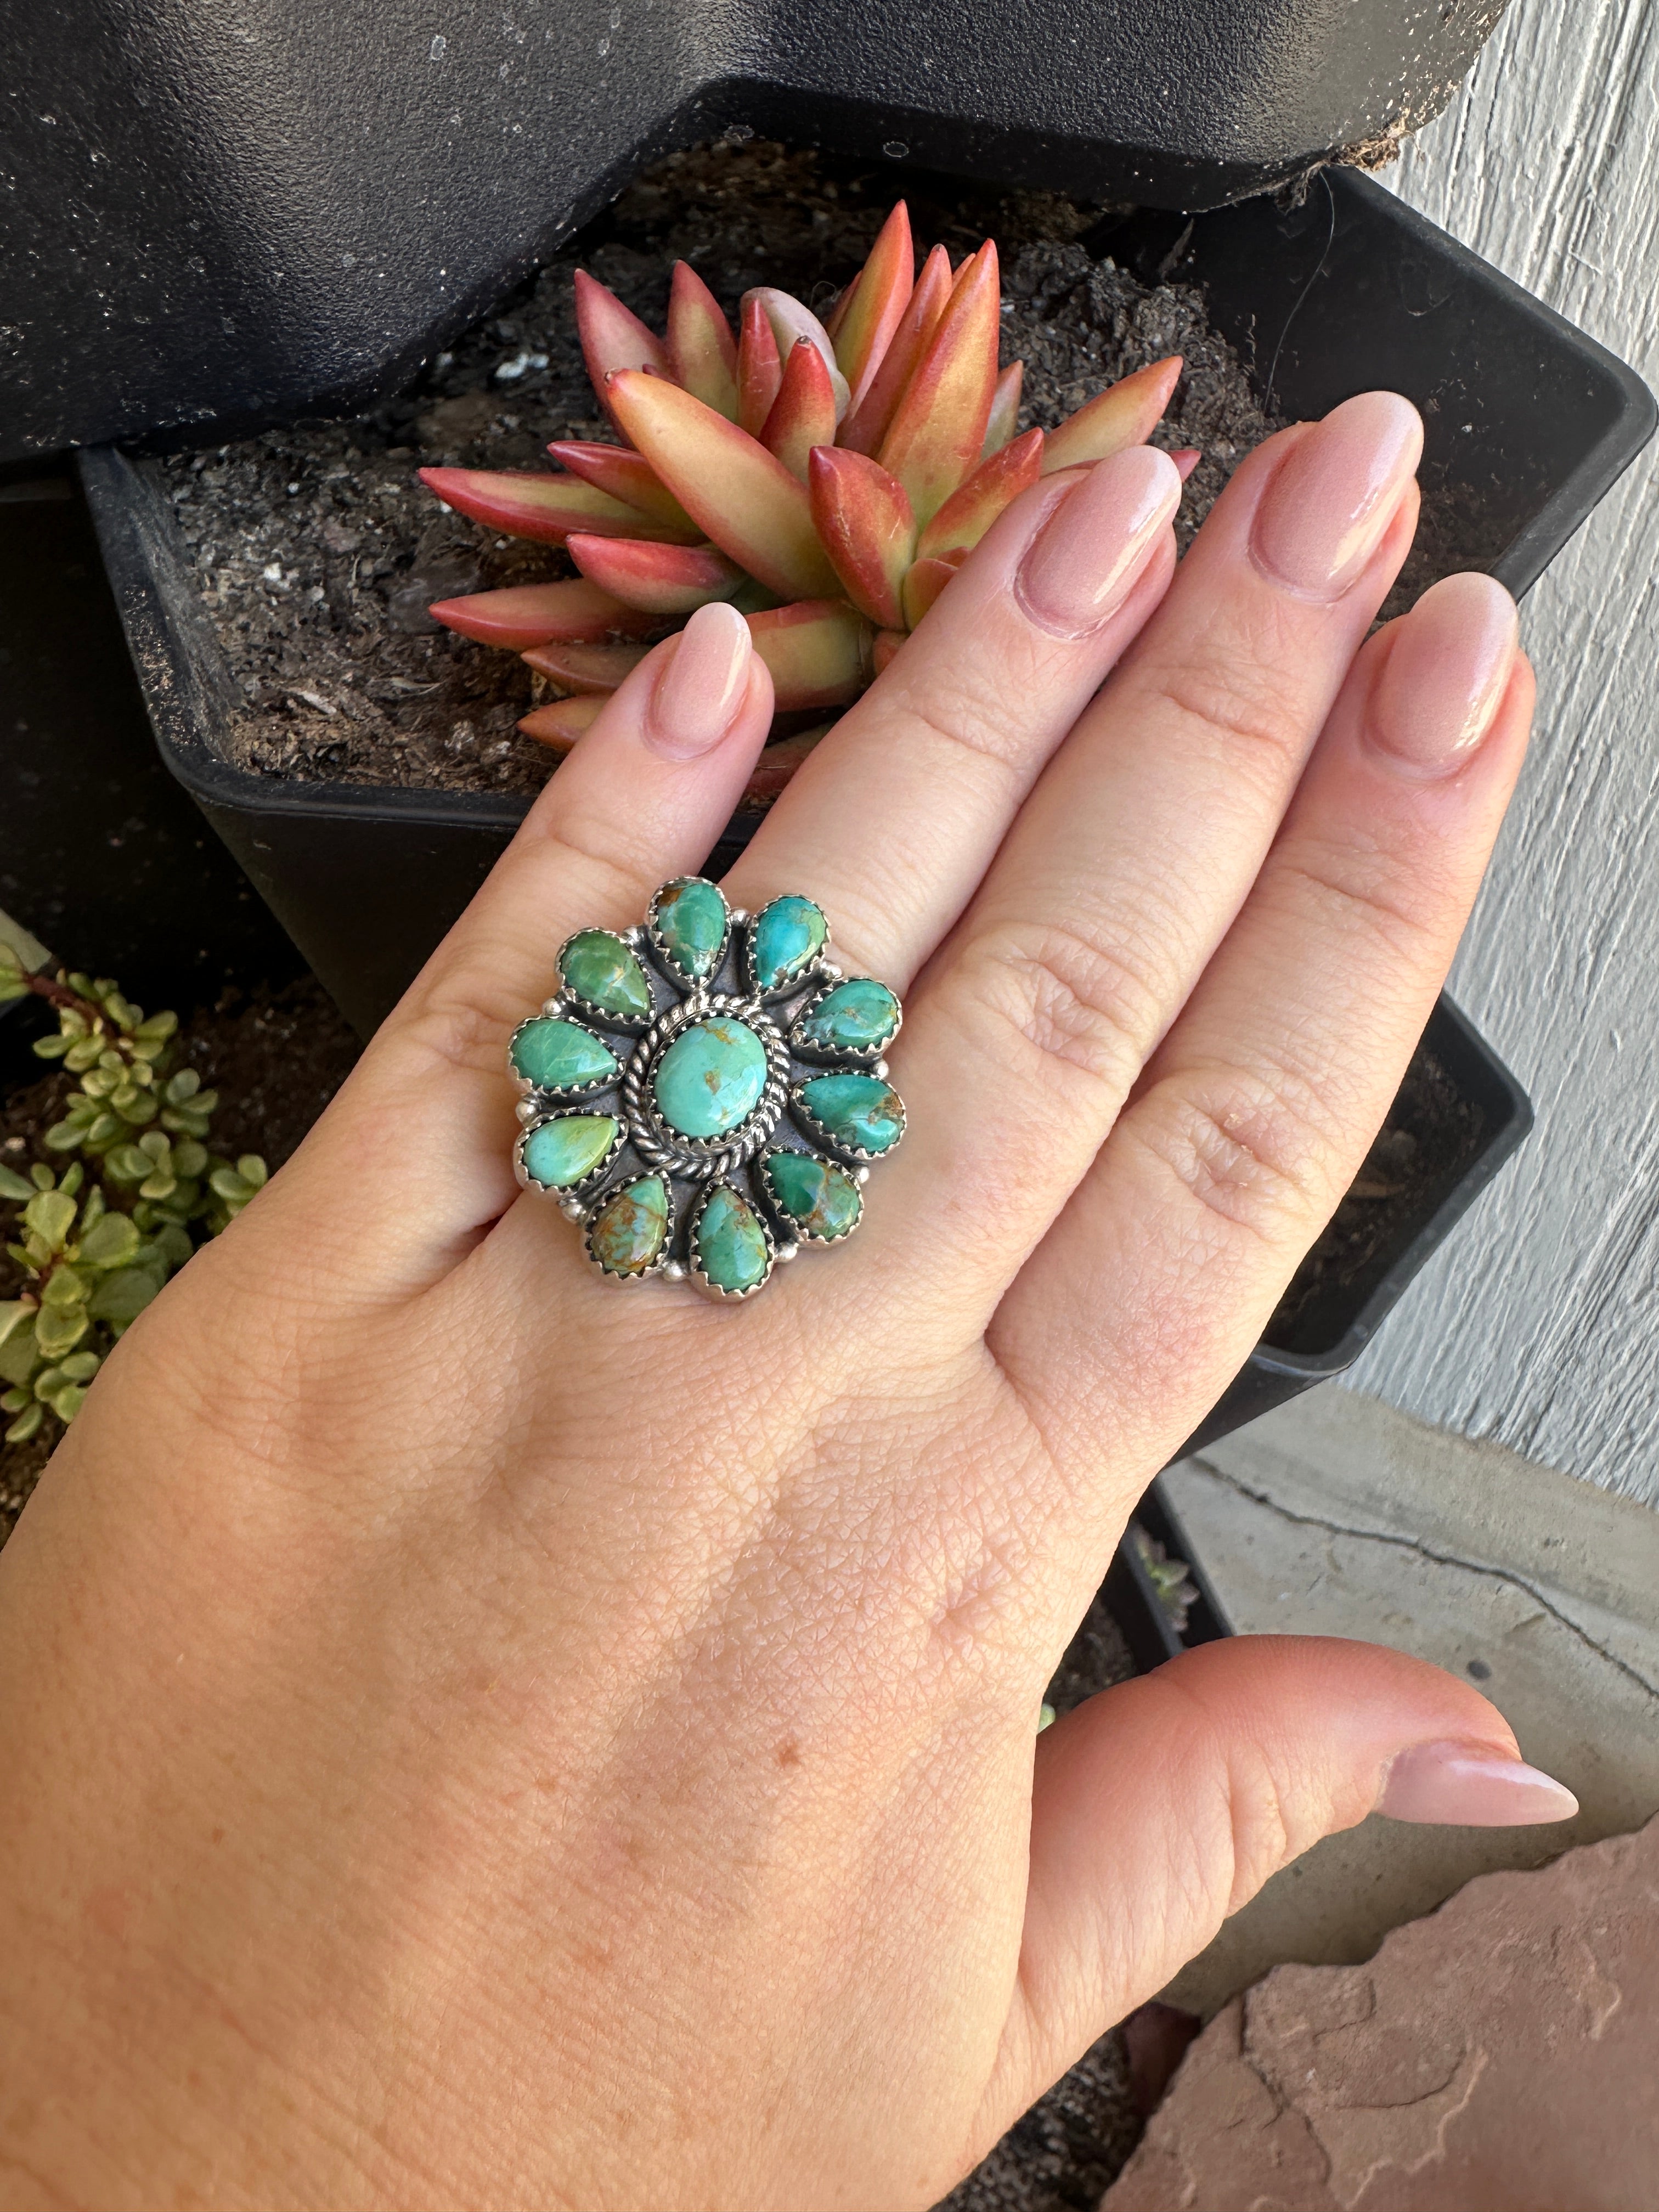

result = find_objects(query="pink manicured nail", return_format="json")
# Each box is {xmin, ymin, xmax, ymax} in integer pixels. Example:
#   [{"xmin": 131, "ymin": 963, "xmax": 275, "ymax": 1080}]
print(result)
[
  {"xmin": 1378, "ymin": 1740, "xmax": 1579, "ymax": 1826},
  {"xmin": 1015, "ymin": 445, "xmax": 1182, "ymax": 638},
  {"xmin": 645, "ymin": 600, "xmax": 753, "ymax": 759},
  {"xmin": 1251, "ymin": 392, "xmax": 1423, "ymax": 600},
  {"xmin": 1367, "ymin": 571, "xmax": 1519, "ymax": 780}
]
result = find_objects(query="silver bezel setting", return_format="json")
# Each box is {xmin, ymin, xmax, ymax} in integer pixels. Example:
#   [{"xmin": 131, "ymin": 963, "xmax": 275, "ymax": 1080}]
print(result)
[
  {"xmin": 788, "ymin": 1077, "xmax": 907, "ymax": 1164},
  {"xmin": 553, "ymin": 926, "xmax": 660, "ymax": 1033},
  {"xmin": 786, "ymin": 975, "xmax": 904, "ymax": 1065},
  {"xmin": 740, "ymin": 895, "xmax": 831, "ymax": 1002},
  {"xmin": 507, "ymin": 1013, "xmax": 624, "ymax": 1099},
  {"xmin": 646, "ymin": 878, "xmax": 732, "ymax": 987},
  {"xmin": 511, "ymin": 881, "xmax": 903, "ymax": 1298},
  {"xmin": 687, "ymin": 1181, "xmax": 778, "ymax": 1301}
]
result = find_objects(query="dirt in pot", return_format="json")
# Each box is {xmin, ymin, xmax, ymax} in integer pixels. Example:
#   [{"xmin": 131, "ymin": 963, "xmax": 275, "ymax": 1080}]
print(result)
[
  {"xmin": 0, "ymin": 978, "xmax": 361, "ymax": 1544},
  {"xmin": 151, "ymin": 136, "xmax": 1284, "ymax": 802}
]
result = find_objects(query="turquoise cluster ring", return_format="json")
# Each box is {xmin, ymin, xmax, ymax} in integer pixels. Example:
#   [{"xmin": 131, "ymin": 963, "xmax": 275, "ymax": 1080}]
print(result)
[{"xmin": 510, "ymin": 878, "xmax": 905, "ymax": 1300}]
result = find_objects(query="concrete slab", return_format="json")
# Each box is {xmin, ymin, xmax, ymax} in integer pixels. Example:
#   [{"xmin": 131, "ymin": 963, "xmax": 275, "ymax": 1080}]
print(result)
[{"xmin": 1156, "ymin": 1387, "xmax": 1659, "ymax": 2017}]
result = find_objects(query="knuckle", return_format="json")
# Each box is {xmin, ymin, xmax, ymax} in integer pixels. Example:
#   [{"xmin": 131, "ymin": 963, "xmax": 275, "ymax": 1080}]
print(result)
[
  {"xmin": 1150, "ymin": 647, "xmax": 1310, "ymax": 782},
  {"xmin": 1127, "ymin": 1060, "xmax": 1342, "ymax": 1245},
  {"xmin": 960, "ymin": 918, "xmax": 1169, "ymax": 1102},
  {"xmin": 890, "ymin": 654, "xmax": 1047, "ymax": 778},
  {"xmin": 1271, "ymin": 840, "xmax": 1443, "ymax": 966}
]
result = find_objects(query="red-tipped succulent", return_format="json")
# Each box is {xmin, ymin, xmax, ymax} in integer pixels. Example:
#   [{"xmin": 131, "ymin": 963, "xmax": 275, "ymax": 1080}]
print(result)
[{"xmin": 420, "ymin": 202, "xmax": 1186, "ymax": 785}]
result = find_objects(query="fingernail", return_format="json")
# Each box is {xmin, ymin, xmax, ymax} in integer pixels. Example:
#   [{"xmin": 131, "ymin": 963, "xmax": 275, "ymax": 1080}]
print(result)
[
  {"xmin": 1367, "ymin": 571, "xmax": 1519, "ymax": 780},
  {"xmin": 645, "ymin": 600, "xmax": 753, "ymax": 760},
  {"xmin": 1251, "ymin": 392, "xmax": 1423, "ymax": 601},
  {"xmin": 1015, "ymin": 445, "xmax": 1182, "ymax": 639},
  {"xmin": 1378, "ymin": 1740, "xmax": 1579, "ymax": 1826}
]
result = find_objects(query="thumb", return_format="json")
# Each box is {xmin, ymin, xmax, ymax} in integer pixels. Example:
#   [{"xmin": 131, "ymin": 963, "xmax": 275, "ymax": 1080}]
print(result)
[{"xmin": 984, "ymin": 1634, "xmax": 1576, "ymax": 2134}]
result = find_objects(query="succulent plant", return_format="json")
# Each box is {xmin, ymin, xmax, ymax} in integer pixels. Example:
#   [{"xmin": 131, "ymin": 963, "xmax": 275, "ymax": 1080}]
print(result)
[
  {"xmin": 0, "ymin": 963, "xmax": 268, "ymax": 1448},
  {"xmin": 419, "ymin": 204, "xmax": 1195, "ymax": 791}
]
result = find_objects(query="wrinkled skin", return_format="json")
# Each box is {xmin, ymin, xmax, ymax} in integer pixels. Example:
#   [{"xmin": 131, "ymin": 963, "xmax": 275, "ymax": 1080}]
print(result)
[{"xmin": 0, "ymin": 398, "xmax": 1544, "ymax": 2211}]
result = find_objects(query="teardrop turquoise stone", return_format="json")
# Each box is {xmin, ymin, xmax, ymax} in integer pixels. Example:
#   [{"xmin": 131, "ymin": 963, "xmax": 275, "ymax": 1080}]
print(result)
[
  {"xmin": 748, "ymin": 895, "xmax": 827, "ymax": 992},
  {"xmin": 797, "ymin": 1074, "xmax": 905, "ymax": 1155},
  {"xmin": 763, "ymin": 1150, "xmax": 862, "ymax": 1242},
  {"xmin": 792, "ymin": 977, "xmax": 900, "ymax": 1057},
  {"xmin": 588, "ymin": 1175, "xmax": 670, "ymax": 1275},
  {"xmin": 651, "ymin": 877, "xmax": 729, "ymax": 980},
  {"xmin": 653, "ymin": 1017, "xmax": 769, "ymax": 1139},
  {"xmin": 521, "ymin": 1113, "xmax": 619, "ymax": 1188},
  {"xmin": 695, "ymin": 1184, "xmax": 771, "ymax": 1293},
  {"xmin": 510, "ymin": 1016, "xmax": 619, "ymax": 1092},
  {"xmin": 559, "ymin": 930, "xmax": 652, "ymax": 1020}
]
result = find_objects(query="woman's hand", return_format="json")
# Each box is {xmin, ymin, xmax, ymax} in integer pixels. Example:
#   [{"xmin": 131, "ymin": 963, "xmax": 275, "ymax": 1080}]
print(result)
[{"xmin": 0, "ymin": 393, "xmax": 1568, "ymax": 2212}]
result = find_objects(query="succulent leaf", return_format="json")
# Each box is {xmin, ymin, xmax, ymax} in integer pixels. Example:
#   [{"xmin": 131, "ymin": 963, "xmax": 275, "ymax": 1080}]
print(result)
[
  {"xmin": 917, "ymin": 426, "xmax": 1045, "ymax": 561},
  {"xmin": 428, "ymin": 579, "xmax": 661, "ymax": 648},
  {"xmin": 415, "ymin": 467, "xmax": 698, "ymax": 548},
  {"xmin": 838, "ymin": 243, "xmax": 953, "ymax": 458},
  {"xmin": 737, "ymin": 297, "xmax": 783, "ymax": 438},
  {"xmin": 544, "ymin": 441, "xmax": 701, "ymax": 532},
  {"xmin": 806, "ymin": 448, "xmax": 916, "ymax": 630},
  {"xmin": 518, "ymin": 696, "xmax": 607, "ymax": 750},
  {"xmin": 746, "ymin": 601, "xmax": 873, "ymax": 712},
  {"xmin": 900, "ymin": 555, "xmax": 960, "ymax": 630},
  {"xmin": 984, "ymin": 361, "xmax": 1024, "ymax": 456},
  {"xmin": 872, "ymin": 628, "xmax": 906, "ymax": 676},
  {"xmin": 565, "ymin": 533, "xmax": 747, "ymax": 616},
  {"xmin": 521, "ymin": 639, "xmax": 650, "ymax": 692},
  {"xmin": 573, "ymin": 268, "xmax": 672, "ymax": 432},
  {"xmin": 667, "ymin": 262, "xmax": 740, "ymax": 421},
  {"xmin": 877, "ymin": 240, "xmax": 1001, "ymax": 524},
  {"xmin": 605, "ymin": 371, "xmax": 841, "ymax": 603},
  {"xmin": 1171, "ymin": 446, "xmax": 1202, "ymax": 482},
  {"xmin": 1041, "ymin": 356, "xmax": 1183, "ymax": 473},
  {"xmin": 824, "ymin": 266, "xmax": 861, "ymax": 343},
  {"xmin": 761, "ymin": 340, "xmax": 839, "ymax": 482},
  {"xmin": 832, "ymin": 201, "xmax": 915, "ymax": 410},
  {"xmin": 741, "ymin": 289, "xmax": 850, "ymax": 420}
]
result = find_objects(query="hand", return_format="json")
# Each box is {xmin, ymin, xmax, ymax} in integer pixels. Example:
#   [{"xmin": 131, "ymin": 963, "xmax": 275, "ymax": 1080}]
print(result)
[{"xmin": 0, "ymin": 393, "xmax": 1570, "ymax": 2212}]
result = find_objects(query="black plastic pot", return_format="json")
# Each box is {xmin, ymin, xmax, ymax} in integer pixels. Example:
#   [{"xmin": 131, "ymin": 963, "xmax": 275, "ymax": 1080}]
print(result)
[{"xmin": 6, "ymin": 0, "xmax": 1519, "ymax": 464}]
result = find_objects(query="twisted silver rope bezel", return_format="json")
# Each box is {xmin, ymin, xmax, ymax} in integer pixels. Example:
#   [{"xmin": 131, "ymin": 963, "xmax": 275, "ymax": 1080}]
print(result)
[{"xmin": 622, "ymin": 992, "xmax": 792, "ymax": 1183}]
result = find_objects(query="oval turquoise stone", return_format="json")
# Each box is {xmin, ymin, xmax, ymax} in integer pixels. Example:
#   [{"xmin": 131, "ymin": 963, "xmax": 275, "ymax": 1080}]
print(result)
[
  {"xmin": 651, "ymin": 877, "xmax": 728, "ymax": 980},
  {"xmin": 588, "ymin": 1175, "xmax": 670, "ymax": 1275},
  {"xmin": 510, "ymin": 1016, "xmax": 619, "ymax": 1092},
  {"xmin": 695, "ymin": 1184, "xmax": 771, "ymax": 1293},
  {"xmin": 748, "ymin": 895, "xmax": 827, "ymax": 993},
  {"xmin": 792, "ymin": 977, "xmax": 900, "ymax": 1057},
  {"xmin": 521, "ymin": 1113, "xmax": 619, "ymax": 1188},
  {"xmin": 652, "ymin": 1017, "xmax": 769, "ymax": 1139},
  {"xmin": 763, "ymin": 1150, "xmax": 862, "ymax": 1242},
  {"xmin": 797, "ymin": 1074, "xmax": 905, "ymax": 1155},
  {"xmin": 559, "ymin": 930, "xmax": 653, "ymax": 1020}
]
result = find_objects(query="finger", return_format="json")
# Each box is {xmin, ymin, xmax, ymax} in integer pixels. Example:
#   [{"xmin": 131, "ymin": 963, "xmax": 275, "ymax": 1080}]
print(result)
[
  {"xmin": 876, "ymin": 393, "xmax": 1425, "ymax": 1319},
  {"xmin": 722, "ymin": 445, "xmax": 1183, "ymax": 986},
  {"xmin": 246, "ymin": 603, "xmax": 774, "ymax": 1283},
  {"xmin": 998, "ymin": 573, "xmax": 1532, "ymax": 1486},
  {"xmin": 972, "ymin": 1633, "xmax": 1575, "ymax": 2142}
]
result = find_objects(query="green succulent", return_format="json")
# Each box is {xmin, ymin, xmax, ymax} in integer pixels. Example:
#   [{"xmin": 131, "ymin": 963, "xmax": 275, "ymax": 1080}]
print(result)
[{"xmin": 0, "ymin": 960, "xmax": 271, "ymax": 1451}]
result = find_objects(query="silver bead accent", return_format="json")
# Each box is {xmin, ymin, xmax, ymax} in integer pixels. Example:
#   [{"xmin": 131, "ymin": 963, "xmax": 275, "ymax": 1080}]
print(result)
[
  {"xmin": 664, "ymin": 1260, "xmax": 686, "ymax": 1281},
  {"xmin": 729, "ymin": 908, "xmax": 749, "ymax": 926},
  {"xmin": 776, "ymin": 1242, "xmax": 799, "ymax": 1263},
  {"xmin": 560, "ymin": 1198, "xmax": 587, "ymax": 1221},
  {"xmin": 873, "ymin": 1059, "xmax": 889, "ymax": 1080},
  {"xmin": 515, "ymin": 1097, "xmax": 539, "ymax": 1124},
  {"xmin": 856, "ymin": 1166, "xmax": 871, "ymax": 1185}
]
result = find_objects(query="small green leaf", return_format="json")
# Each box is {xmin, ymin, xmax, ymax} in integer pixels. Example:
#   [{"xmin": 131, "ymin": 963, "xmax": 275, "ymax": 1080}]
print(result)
[
  {"xmin": 139, "ymin": 1131, "xmax": 169, "ymax": 1163},
  {"xmin": 40, "ymin": 1265, "xmax": 90, "ymax": 1311},
  {"xmin": 0, "ymin": 1164, "xmax": 35, "ymax": 1201},
  {"xmin": 131, "ymin": 1037, "xmax": 170, "ymax": 1064},
  {"xmin": 59, "ymin": 1161, "xmax": 84, "ymax": 1199},
  {"xmin": 45, "ymin": 1383, "xmax": 88, "ymax": 1424},
  {"xmin": 0, "ymin": 1302, "xmax": 36, "ymax": 1353},
  {"xmin": 58, "ymin": 1350, "xmax": 101, "ymax": 1384},
  {"xmin": 4, "ymin": 1242, "xmax": 32, "ymax": 1274},
  {"xmin": 161, "ymin": 1109, "xmax": 212, "ymax": 1139},
  {"xmin": 4, "ymin": 1402, "xmax": 44, "ymax": 1446},
  {"xmin": 64, "ymin": 1036, "xmax": 103, "ymax": 1073},
  {"xmin": 236, "ymin": 1156, "xmax": 268, "ymax": 1189},
  {"xmin": 81, "ymin": 1067, "xmax": 117, "ymax": 1099},
  {"xmin": 87, "ymin": 1265, "xmax": 165, "ymax": 1328},
  {"xmin": 0, "ymin": 971, "xmax": 29, "ymax": 1005},
  {"xmin": 105, "ymin": 1145, "xmax": 153, "ymax": 1185},
  {"xmin": 42, "ymin": 1120, "xmax": 84, "ymax": 1152},
  {"xmin": 32, "ymin": 1305, "xmax": 89, "ymax": 1359},
  {"xmin": 120, "ymin": 1091, "xmax": 159, "ymax": 1126},
  {"xmin": 84, "ymin": 1112, "xmax": 123, "ymax": 1147},
  {"xmin": 137, "ymin": 1170, "xmax": 177, "ymax": 1203},
  {"xmin": 153, "ymin": 1222, "xmax": 194, "ymax": 1270},
  {"xmin": 208, "ymin": 1167, "xmax": 251, "ymax": 1202},
  {"xmin": 78, "ymin": 1186, "xmax": 106, "ymax": 1233},
  {"xmin": 77, "ymin": 1212, "xmax": 142, "ymax": 1269},
  {"xmin": 22, "ymin": 1189, "xmax": 77, "ymax": 1252},
  {"xmin": 136, "ymin": 1011, "xmax": 179, "ymax": 1042},
  {"xmin": 165, "ymin": 1069, "xmax": 201, "ymax": 1105},
  {"xmin": 31, "ymin": 1034, "xmax": 71, "ymax": 1060},
  {"xmin": 0, "ymin": 1387, "xmax": 27, "ymax": 1414},
  {"xmin": 171, "ymin": 1140, "xmax": 208, "ymax": 1179},
  {"xmin": 29, "ymin": 1164, "xmax": 55, "ymax": 1191}
]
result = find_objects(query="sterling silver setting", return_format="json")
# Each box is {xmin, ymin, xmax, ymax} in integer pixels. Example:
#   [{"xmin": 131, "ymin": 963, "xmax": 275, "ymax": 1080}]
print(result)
[{"xmin": 510, "ymin": 878, "xmax": 905, "ymax": 1301}]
